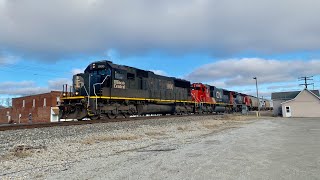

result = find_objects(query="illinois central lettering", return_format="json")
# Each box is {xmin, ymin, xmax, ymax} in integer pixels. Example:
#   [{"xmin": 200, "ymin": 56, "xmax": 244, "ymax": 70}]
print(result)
[{"xmin": 114, "ymin": 80, "xmax": 126, "ymax": 89}]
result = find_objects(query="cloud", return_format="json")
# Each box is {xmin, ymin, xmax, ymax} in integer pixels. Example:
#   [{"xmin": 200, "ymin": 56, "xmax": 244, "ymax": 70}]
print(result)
[
  {"xmin": 0, "ymin": 81, "xmax": 35, "ymax": 89},
  {"xmin": 267, "ymin": 84, "xmax": 299, "ymax": 90},
  {"xmin": 1, "ymin": 0, "xmax": 320, "ymax": 59},
  {"xmin": 0, "ymin": 81, "xmax": 48, "ymax": 96},
  {"xmin": 48, "ymin": 78, "xmax": 71, "ymax": 91},
  {"xmin": 71, "ymin": 68, "xmax": 85, "ymax": 75},
  {"xmin": 186, "ymin": 58, "xmax": 320, "ymax": 87},
  {"xmin": 0, "ymin": 78, "xmax": 71, "ymax": 96},
  {"xmin": 0, "ymin": 52, "xmax": 19, "ymax": 65},
  {"xmin": 208, "ymin": 81, "xmax": 227, "ymax": 88},
  {"xmin": 150, "ymin": 69, "xmax": 167, "ymax": 76}
]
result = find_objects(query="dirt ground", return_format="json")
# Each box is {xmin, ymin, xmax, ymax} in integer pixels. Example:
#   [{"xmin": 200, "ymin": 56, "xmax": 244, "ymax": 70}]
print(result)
[{"xmin": 2, "ymin": 115, "xmax": 318, "ymax": 179}]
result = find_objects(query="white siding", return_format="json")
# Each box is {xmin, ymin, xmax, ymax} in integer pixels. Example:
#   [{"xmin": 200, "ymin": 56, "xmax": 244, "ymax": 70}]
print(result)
[{"xmin": 282, "ymin": 90, "xmax": 320, "ymax": 117}]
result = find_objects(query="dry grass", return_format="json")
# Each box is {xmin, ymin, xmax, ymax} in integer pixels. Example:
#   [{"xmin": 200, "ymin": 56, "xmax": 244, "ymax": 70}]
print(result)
[
  {"xmin": 145, "ymin": 131, "xmax": 167, "ymax": 137},
  {"xmin": 1, "ymin": 145, "xmax": 47, "ymax": 160},
  {"xmin": 12, "ymin": 150, "xmax": 32, "ymax": 158},
  {"xmin": 201, "ymin": 120, "xmax": 226, "ymax": 129},
  {"xmin": 215, "ymin": 114, "xmax": 259, "ymax": 121},
  {"xmin": 82, "ymin": 134, "xmax": 140, "ymax": 145},
  {"xmin": 177, "ymin": 126, "xmax": 188, "ymax": 131},
  {"xmin": 203, "ymin": 124, "xmax": 218, "ymax": 129}
]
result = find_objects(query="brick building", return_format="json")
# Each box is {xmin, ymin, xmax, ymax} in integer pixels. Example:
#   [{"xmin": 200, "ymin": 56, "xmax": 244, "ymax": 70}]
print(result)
[{"xmin": 0, "ymin": 91, "xmax": 62, "ymax": 124}]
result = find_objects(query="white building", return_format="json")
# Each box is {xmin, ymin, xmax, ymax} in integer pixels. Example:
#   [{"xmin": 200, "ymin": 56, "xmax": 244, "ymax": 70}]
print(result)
[{"xmin": 281, "ymin": 89, "xmax": 320, "ymax": 118}]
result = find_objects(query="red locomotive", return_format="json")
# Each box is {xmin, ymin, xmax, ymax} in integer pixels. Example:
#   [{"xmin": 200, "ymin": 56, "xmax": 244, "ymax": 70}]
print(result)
[{"xmin": 191, "ymin": 83, "xmax": 253, "ymax": 113}]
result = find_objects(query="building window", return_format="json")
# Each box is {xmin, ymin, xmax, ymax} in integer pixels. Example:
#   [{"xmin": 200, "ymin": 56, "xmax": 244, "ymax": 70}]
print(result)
[
  {"xmin": 56, "ymin": 97, "xmax": 61, "ymax": 105},
  {"xmin": 19, "ymin": 114, "xmax": 22, "ymax": 124},
  {"xmin": 43, "ymin": 98, "xmax": 46, "ymax": 107},
  {"xmin": 33, "ymin": 99, "xmax": 35, "ymax": 107},
  {"xmin": 22, "ymin": 100, "xmax": 25, "ymax": 108}
]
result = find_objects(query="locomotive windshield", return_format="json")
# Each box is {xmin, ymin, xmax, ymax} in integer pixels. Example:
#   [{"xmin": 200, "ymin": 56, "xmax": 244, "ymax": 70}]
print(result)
[
  {"xmin": 89, "ymin": 68, "xmax": 112, "ymax": 89},
  {"xmin": 91, "ymin": 69, "xmax": 111, "ymax": 76}
]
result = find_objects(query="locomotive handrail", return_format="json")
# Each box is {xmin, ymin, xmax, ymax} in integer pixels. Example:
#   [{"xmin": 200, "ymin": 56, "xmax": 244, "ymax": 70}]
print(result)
[
  {"xmin": 82, "ymin": 85, "xmax": 90, "ymax": 108},
  {"xmin": 93, "ymin": 75, "xmax": 110, "ymax": 110}
]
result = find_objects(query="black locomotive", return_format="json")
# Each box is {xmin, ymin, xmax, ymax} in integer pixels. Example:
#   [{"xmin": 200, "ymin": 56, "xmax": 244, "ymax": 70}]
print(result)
[
  {"xmin": 60, "ymin": 60, "xmax": 194, "ymax": 120},
  {"xmin": 60, "ymin": 60, "xmax": 271, "ymax": 120}
]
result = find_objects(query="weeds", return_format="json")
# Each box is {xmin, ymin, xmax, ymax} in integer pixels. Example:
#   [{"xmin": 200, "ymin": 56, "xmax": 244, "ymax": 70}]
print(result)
[
  {"xmin": 145, "ymin": 132, "xmax": 166, "ymax": 136},
  {"xmin": 1, "ymin": 145, "xmax": 47, "ymax": 160},
  {"xmin": 82, "ymin": 134, "xmax": 140, "ymax": 145},
  {"xmin": 177, "ymin": 126, "xmax": 188, "ymax": 131}
]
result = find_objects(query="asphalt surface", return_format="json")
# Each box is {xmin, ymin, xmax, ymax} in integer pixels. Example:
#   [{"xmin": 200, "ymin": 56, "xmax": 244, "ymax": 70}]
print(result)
[{"xmin": 47, "ymin": 118, "xmax": 320, "ymax": 180}]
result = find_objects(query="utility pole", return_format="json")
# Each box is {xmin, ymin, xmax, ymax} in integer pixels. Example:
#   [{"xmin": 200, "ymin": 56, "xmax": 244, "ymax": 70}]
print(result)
[
  {"xmin": 253, "ymin": 77, "xmax": 260, "ymax": 117},
  {"xmin": 299, "ymin": 76, "xmax": 314, "ymax": 89}
]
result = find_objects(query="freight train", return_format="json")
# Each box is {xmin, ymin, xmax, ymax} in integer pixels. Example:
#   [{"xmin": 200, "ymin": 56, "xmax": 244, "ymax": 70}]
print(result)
[{"xmin": 59, "ymin": 60, "xmax": 271, "ymax": 120}]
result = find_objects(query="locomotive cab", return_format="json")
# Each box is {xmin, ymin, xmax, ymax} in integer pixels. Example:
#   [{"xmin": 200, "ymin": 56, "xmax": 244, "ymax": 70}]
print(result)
[{"xmin": 84, "ymin": 61, "xmax": 112, "ymax": 96}]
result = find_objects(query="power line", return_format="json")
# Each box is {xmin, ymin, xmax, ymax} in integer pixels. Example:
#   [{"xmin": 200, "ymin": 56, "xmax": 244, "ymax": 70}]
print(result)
[
  {"xmin": 2, "ymin": 63, "xmax": 71, "ymax": 74},
  {"xmin": 0, "ymin": 67, "xmax": 67, "ymax": 78},
  {"xmin": 298, "ymin": 76, "xmax": 314, "ymax": 89},
  {"xmin": 0, "ymin": 63, "xmax": 79, "ymax": 78}
]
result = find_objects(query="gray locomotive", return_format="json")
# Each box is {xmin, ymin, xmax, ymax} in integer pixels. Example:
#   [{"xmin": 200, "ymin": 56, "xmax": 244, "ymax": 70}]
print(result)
[{"xmin": 60, "ymin": 60, "xmax": 194, "ymax": 120}]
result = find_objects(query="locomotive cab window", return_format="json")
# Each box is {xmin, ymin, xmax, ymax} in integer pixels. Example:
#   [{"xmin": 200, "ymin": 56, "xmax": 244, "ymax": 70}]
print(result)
[
  {"xmin": 127, "ymin": 73, "xmax": 135, "ymax": 80},
  {"xmin": 115, "ymin": 70, "xmax": 125, "ymax": 80},
  {"xmin": 91, "ymin": 69, "xmax": 111, "ymax": 76}
]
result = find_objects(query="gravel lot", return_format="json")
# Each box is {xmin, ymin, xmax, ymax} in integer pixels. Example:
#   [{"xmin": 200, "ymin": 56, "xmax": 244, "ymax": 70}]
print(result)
[
  {"xmin": 0, "ymin": 114, "xmax": 254, "ymax": 179},
  {"xmin": 1, "ymin": 115, "xmax": 319, "ymax": 180}
]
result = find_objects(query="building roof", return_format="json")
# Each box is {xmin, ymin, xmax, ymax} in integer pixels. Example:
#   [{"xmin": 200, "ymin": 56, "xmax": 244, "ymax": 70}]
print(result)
[
  {"xmin": 12, "ymin": 91, "xmax": 62, "ymax": 100},
  {"xmin": 271, "ymin": 90, "xmax": 319, "ymax": 100},
  {"xmin": 281, "ymin": 89, "xmax": 320, "ymax": 105}
]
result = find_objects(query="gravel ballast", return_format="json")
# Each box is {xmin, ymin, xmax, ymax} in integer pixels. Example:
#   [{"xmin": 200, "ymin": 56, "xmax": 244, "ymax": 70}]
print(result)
[{"xmin": 0, "ymin": 114, "xmax": 257, "ymax": 179}]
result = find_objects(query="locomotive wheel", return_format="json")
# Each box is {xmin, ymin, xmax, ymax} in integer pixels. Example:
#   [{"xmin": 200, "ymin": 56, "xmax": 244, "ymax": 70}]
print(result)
[
  {"xmin": 122, "ymin": 113, "xmax": 130, "ymax": 118},
  {"xmin": 172, "ymin": 112, "xmax": 179, "ymax": 116},
  {"xmin": 107, "ymin": 113, "xmax": 116, "ymax": 119},
  {"xmin": 99, "ymin": 114, "xmax": 108, "ymax": 120},
  {"xmin": 91, "ymin": 115, "xmax": 100, "ymax": 120}
]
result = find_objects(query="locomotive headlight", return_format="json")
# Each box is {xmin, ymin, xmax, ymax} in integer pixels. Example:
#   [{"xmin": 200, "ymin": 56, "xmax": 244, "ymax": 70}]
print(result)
[
  {"xmin": 63, "ymin": 93, "xmax": 66, "ymax": 97},
  {"xmin": 75, "ymin": 91, "xmax": 79, "ymax": 96}
]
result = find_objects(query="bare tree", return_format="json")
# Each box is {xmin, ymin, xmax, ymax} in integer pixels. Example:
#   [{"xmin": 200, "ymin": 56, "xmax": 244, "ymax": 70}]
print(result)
[
  {"xmin": 5, "ymin": 98, "xmax": 12, "ymax": 107},
  {"xmin": 0, "ymin": 98, "xmax": 12, "ymax": 107}
]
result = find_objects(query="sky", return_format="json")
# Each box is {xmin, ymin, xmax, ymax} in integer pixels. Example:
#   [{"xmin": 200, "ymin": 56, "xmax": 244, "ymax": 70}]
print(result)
[{"xmin": 1, "ymin": 0, "xmax": 320, "ymax": 104}]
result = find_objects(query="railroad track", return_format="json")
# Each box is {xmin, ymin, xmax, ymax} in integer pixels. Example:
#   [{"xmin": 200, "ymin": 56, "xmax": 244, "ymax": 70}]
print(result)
[{"xmin": 0, "ymin": 113, "xmax": 225, "ymax": 132}]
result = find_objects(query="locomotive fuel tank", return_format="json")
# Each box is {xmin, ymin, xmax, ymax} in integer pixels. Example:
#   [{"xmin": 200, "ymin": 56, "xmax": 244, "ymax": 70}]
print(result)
[
  {"xmin": 137, "ymin": 104, "xmax": 175, "ymax": 115},
  {"xmin": 214, "ymin": 106, "xmax": 226, "ymax": 112}
]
